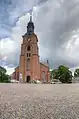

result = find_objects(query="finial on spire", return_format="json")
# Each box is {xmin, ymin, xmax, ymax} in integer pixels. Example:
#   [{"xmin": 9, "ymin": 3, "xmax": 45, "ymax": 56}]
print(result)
[
  {"xmin": 30, "ymin": 12, "xmax": 32, "ymax": 22},
  {"xmin": 47, "ymin": 60, "xmax": 49, "ymax": 64}
]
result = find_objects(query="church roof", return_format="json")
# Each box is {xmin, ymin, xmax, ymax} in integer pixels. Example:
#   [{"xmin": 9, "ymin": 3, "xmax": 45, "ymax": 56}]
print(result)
[
  {"xmin": 27, "ymin": 21, "xmax": 34, "ymax": 28},
  {"xmin": 22, "ymin": 33, "xmax": 38, "ymax": 41},
  {"xmin": 40, "ymin": 62, "xmax": 49, "ymax": 68}
]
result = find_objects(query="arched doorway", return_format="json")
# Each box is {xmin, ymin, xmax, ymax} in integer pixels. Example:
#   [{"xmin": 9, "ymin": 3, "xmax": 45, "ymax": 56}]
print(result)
[{"xmin": 26, "ymin": 76, "xmax": 31, "ymax": 83}]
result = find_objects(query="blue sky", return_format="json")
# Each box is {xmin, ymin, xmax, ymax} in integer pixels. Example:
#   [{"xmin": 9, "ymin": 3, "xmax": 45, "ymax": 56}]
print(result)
[
  {"xmin": 0, "ymin": 0, "xmax": 12, "ymax": 38},
  {"xmin": 0, "ymin": 0, "xmax": 32, "ymax": 38},
  {"xmin": 1, "ymin": 0, "xmax": 79, "ymax": 74}
]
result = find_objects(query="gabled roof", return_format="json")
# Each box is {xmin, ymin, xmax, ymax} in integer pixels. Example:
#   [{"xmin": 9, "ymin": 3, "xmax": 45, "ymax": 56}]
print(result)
[{"xmin": 40, "ymin": 62, "xmax": 49, "ymax": 68}]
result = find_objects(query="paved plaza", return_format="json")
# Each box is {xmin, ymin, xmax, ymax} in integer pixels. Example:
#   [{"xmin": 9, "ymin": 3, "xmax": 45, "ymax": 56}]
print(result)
[{"xmin": 0, "ymin": 84, "xmax": 79, "ymax": 119}]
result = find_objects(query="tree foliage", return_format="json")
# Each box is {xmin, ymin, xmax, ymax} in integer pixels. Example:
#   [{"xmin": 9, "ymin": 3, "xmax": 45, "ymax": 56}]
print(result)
[
  {"xmin": 51, "ymin": 65, "xmax": 72, "ymax": 83},
  {"xmin": 0, "ymin": 66, "xmax": 10, "ymax": 83},
  {"xmin": 74, "ymin": 69, "xmax": 79, "ymax": 77},
  {"xmin": 58, "ymin": 65, "xmax": 72, "ymax": 83},
  {"xmin": 51, "ymin": 69, "xmax": 59, "ymax": 79}
]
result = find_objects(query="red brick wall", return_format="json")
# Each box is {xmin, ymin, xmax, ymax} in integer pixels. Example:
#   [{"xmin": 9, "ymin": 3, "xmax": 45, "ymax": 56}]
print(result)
[
  {"xmin": 40, "ymin": 63, "xmax": 50, "ymax": 82},
  {"xmin": 11, "ymin": 71, "xmax": 16, "ymax": 80}
]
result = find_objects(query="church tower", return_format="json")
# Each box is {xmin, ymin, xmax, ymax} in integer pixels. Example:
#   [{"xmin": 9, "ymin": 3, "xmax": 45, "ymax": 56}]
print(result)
[{"xmin": 19, "ymin": 13, "xmax": 40, "ymax": 82}]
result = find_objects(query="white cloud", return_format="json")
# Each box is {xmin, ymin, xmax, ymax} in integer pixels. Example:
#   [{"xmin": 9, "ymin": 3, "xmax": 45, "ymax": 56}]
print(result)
[
  {"xmin": 5, "ymin": 66, "xmax": 15, "ymax": 75},
  {"xmin": 0, "ymin": 38, "xmax": 16, "ymax": 64},
  {"xmin": 0, "ymin": 13, "xmax": 30, "ymax": 66}
]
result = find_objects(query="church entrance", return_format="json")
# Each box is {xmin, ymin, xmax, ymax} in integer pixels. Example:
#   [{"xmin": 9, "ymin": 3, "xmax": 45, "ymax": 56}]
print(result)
[{"xmin": 26, "ymin": 76, "xmax": 31, "ymax": 83}]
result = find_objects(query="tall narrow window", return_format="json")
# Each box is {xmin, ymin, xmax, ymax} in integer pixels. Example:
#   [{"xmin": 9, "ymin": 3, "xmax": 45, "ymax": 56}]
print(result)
[
  {"xmin": 27, "ymin": 53, "xmax": 31, "ymax": 57},
  {"xmin": 27, "ymin": 53, "xmax": 28, "ymax": 57},
  {"xmin": 26, "ymin": 59, "xmax": 30, "ymax": 70},
  {"xmin": 29, "ymin": 53, "xmax": 31, "ymax": 57},
  {"xmin": 42, "ymin": 71, "xmax": 46, "ymax": 82},
  {"xmin": 27, "ymin": 46, "xmax": 30, "ymax": 51}
]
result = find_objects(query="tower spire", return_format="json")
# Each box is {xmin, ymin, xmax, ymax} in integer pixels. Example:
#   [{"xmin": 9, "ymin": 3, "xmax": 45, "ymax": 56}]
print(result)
[{"xmin": 25, "ymin": 11, "xmax": 34, "ymax": 36}]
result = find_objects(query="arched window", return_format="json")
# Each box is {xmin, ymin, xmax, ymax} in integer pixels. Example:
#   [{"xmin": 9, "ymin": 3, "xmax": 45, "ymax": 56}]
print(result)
[{"xmin": 27, "ymin": 46, "xmax": 30, "ymax": 51}]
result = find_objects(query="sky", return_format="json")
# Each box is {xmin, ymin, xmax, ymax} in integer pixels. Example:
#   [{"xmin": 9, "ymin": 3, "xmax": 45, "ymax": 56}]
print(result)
[{"xmin": 0, "ymin": 0, "xmax": 79, "ymax": 74}]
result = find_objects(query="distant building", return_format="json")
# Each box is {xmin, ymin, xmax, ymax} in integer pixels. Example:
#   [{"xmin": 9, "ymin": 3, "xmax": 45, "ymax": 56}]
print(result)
[{"xmin": 11, "ymin": 14, "xmax": 50, "ymax": 83}]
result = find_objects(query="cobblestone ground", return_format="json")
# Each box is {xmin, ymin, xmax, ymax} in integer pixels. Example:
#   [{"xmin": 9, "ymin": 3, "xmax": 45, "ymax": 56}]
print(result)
[{"xmin": 0, "ymin": 84, "xmax": 79, "ymax": 119}]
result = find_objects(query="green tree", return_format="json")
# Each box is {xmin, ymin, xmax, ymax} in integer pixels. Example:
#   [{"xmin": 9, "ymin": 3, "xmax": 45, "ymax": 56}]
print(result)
[
  {"xmin": 0, "ymin": 66, "xmax": 10, "ymax": 83},
  {"xmin": 51, "ymin": 69, "xmax": 59, "ymax": 79},
  {"xmin": 58, "ymin": 65, "xmax": 72, "ymax": 83},
  {"xmin": 51, "ymin": 65, "xmax": 72, "ymax": 83},
  {"xmin": 74, "ymin": 69, "xmax": 79, "ymax": 77}
]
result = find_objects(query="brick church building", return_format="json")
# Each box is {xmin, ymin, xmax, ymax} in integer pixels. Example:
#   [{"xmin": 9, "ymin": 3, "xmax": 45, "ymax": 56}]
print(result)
[{"xmin": 12, "ymin": 14, "xmax": 50, "ymax": 83}]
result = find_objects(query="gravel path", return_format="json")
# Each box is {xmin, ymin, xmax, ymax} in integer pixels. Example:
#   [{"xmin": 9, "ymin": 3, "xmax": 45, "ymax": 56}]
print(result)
[{"xmin": 0, "ymin": 83, "xmax": 79, "ymax": 119}]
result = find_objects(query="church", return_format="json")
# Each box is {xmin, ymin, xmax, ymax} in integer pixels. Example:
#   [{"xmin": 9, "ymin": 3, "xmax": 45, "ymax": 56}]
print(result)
[{"xmin": 12, "ymin": 14, "xmax": 50, "ymax": 83}]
